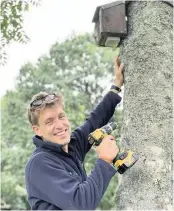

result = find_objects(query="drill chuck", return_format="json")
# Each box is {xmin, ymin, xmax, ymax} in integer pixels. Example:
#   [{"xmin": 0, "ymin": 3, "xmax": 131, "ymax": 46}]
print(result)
[
  {"xmin": 101, "ymin": 122, "xmax": 117, "ymax": 134},
  {"xmin": 88, "ymin": 122, "xmax": 117, "ymax": 145}
]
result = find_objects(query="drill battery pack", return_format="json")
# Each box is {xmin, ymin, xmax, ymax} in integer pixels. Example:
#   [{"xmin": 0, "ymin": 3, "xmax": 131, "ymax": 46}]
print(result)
[{"xmin": 113, "ymin": 151, "xmax": 138, "ymax": 174}]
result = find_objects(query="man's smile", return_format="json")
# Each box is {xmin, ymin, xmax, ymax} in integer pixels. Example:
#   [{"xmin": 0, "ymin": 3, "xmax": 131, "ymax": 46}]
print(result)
[{"xmin": 54, "ymin": 129, "xmax": 68, "ymax": 137}]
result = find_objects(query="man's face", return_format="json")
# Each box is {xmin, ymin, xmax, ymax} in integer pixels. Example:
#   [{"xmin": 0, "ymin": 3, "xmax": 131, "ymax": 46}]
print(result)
[{"xmin": 32, "ymin": 103, "xmax": 71, "ymax": 145}]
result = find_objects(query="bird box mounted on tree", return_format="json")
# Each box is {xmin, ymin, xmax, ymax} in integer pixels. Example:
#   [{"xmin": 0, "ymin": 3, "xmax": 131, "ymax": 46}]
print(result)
[
  {"xmin": 92, "ymin": 0, "xmax": 173, "ymax": 48},
  {"xmin": 92, "ymin": 1, "xmax": 127, "ymax": 48}
]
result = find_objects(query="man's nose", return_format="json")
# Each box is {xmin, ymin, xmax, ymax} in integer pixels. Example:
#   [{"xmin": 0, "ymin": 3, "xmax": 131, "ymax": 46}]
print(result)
[{"xmin": 54, "ymin": 118, "xmax": 65, "ymax": 129}]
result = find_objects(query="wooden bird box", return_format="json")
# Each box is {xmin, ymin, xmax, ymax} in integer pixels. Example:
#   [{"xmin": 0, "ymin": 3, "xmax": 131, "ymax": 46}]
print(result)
[{"xmin": 92, "ymin": 1, "xmax": 127, "ymax": 47}]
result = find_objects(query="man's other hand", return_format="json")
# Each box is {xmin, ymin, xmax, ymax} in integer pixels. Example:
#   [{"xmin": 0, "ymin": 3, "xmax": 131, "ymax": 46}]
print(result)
[
  {"xmin": 114, "ymin": 56, "xmax": 124, "ymax": 88},
  {"xmin": 96, "ymin": 135, "xmax": 119, "ymax": 164}
]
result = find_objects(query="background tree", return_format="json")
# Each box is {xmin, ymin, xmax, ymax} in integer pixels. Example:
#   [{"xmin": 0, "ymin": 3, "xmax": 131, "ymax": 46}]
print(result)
[
  {"xmin": 1, "ymin": 33, "xmax": 122, "ymax": 210},
  {"xmin": 115, "ymin": 1, "xmax": 173, "ymax": 210},
  {"xmin": 0, "ymin": 0, "xmax": 41, "ymax": 65}
]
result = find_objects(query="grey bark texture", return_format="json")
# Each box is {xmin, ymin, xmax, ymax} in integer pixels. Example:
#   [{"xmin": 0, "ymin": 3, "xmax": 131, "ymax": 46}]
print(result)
[{"xmin": 115, "ymin": 1, "xmax": 173, "ymax": 210}]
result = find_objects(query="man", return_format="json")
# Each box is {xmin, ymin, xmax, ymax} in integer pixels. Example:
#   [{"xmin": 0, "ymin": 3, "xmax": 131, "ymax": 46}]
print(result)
[{"xmin": 25, "ymin": 56, "xmax": 124, "ymax": 210}]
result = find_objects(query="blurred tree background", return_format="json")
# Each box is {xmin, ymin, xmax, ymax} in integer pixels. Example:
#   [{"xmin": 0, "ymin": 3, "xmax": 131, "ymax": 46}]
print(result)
[
  {"xmin": 1, "ymin": 33, "xmax": 123, "ymax": 210},
  {"xmin": 0, "ymin": 0, "xmax": 41, "ymax": 65}
]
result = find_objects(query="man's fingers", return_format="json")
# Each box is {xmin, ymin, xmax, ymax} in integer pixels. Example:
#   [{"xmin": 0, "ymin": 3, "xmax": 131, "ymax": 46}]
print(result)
[
  {"xmin": 114, "ymin": 55, "xmax": 124, "ymax": 87},
  {"xmin": 115, "ymin": 56, "xmax": 122, "ymax": 69},
  {"xmin": 115, "ymin": 56, "xmax": 121, "ymax": 66},
  {"xmin": 119, "ymin": 63, "xmax": 124, "ymax": 72},
  {"xmin": 115, "ymin": 56, "xmax": 118, "ymax": 61},
  {"xmin": 107, "ymin": 135, "xmax": 115, "ymax": 141},
  {"xmin": 117, "ymin": 57, "xmax": 121, "ymax": 66},
  {"xmin": 114, "ymin": 56, "xmax": 118, "ymax": 67}
]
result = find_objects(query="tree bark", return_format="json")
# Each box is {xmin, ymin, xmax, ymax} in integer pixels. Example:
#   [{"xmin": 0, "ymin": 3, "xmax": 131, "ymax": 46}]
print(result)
[{"xmin": 115, "ymin": 1, "xmax": 173, "ymax": 210}]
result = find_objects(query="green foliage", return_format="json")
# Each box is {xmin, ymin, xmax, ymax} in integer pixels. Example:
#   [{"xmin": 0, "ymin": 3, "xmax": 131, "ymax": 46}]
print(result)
[
  {"xmin": 0, "ymin": 0, "xmax": 41, "ymax": 65},
  {"xmin": 1, "ymin": 33, "xmax": 122, "ymax": 209}
]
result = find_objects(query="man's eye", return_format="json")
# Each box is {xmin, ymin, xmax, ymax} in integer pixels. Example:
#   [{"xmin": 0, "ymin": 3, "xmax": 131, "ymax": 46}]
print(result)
[
  {"xmin": 46, "ymin": 120, "xmax": 53, "ymax": 125},
  {"xmin": 60, "ymin": 114, "xmax": 65, "ymax": 119}
]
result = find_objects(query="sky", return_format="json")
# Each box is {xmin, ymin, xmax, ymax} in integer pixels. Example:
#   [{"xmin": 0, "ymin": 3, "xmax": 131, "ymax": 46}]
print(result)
[{"xmin": 0, "ymin": 0, "xmax": 115, "ymax": 98}]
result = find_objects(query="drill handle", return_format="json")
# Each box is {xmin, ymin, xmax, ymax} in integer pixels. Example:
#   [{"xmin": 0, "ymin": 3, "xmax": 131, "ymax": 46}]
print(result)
[{"xmin": 88, "ymin": 135, "xmax": 103, "ymax": 146}]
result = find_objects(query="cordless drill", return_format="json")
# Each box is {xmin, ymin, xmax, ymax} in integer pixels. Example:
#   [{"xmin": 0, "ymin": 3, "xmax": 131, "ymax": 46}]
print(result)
[{"xmin": 88, "ymin": 122, "xmax": 138, "ymax": 174}]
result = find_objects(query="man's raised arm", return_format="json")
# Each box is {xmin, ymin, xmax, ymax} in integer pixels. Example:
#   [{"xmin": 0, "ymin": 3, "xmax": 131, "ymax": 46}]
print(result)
[{"xmin": 71, "ymin": 56, "xmax": 124, "ymax": 160}]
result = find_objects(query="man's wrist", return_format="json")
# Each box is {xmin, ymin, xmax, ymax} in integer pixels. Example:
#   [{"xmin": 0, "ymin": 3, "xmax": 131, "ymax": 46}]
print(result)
[
  {"xmin": 98, "ymin": 156, "xmax": 112, "ymax": 164},
  {"xmin": 115, "ymin": 83, "xmax": 121, "ymax": 88},
  {"xmin": 114, "ymin": 79, "xmax": 123, "ymax": 88}
]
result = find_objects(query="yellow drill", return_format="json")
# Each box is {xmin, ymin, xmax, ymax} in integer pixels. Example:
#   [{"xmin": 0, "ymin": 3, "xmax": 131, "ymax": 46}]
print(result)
[{"xmin": 88, "ymin": 122, "xmax": 138, "ymax": 174}]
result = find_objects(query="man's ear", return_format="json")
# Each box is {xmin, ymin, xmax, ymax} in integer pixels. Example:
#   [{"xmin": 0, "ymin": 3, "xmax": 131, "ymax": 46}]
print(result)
[{"xmin": 32, "ymin": 125, "xmax": 41, "ymax": 136}]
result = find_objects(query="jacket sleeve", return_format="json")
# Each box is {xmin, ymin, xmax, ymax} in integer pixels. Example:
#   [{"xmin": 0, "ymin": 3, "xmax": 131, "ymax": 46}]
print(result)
[
  {"xmin": 29, "ymin": 153, "xmax": 117, "ymax": 210},
  {"xmin": 71, "ymin": 90, "xmax": 121, "ymax": 161}
]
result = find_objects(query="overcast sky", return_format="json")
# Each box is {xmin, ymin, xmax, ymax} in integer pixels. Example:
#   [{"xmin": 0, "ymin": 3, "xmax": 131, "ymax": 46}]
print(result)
[{"xmin": 0, "ymin": 0, "xmax": 114, "ymax": 98}]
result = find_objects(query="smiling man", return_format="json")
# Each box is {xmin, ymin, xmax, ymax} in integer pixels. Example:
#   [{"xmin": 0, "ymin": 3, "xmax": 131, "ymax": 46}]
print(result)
[
  {"xmin": 25, "ymin": 56, "xmax": 124, "ymax": 210},
  {"xmin": 30, "ymin": 95, "xmax": 71, "ymax": 153}
]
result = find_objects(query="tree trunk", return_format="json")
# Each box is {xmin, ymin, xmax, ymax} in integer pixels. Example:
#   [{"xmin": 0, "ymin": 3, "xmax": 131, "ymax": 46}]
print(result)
[{"xmin": 115, "ymin": 1, "xmax": 173, "ymax": 210}]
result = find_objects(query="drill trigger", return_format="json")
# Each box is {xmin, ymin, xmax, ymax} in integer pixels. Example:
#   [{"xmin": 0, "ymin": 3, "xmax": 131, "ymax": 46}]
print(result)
[{"xmin": 95, "ymin": 138, "xmax": 102, "ymax": 146}]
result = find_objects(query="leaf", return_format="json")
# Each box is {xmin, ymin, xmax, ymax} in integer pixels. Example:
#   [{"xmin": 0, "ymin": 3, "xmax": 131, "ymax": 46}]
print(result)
[{"xmin": 0, "ymin": 0, "xmax": 40, "ymax": 65}]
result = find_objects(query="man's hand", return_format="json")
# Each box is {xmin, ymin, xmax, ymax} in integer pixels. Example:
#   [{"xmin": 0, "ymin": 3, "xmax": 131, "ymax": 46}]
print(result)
[
  {"xmin": 114, "ymin": 56, "xmax": 124, "ymax": 88},
  {"xmin": 96, "ymin": 135, "xmax": 119, "ymax": 164}
]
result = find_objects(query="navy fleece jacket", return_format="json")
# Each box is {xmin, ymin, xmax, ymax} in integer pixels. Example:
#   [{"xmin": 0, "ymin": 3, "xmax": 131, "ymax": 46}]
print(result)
[{"xmin": 25, "ymin": 90, "xmax": 121, "ymax": 210}]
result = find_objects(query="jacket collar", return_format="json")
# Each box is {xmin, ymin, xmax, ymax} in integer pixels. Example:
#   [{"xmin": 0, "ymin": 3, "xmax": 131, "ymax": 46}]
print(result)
[
  {"xmin": 33, "ymin": 135, "xmax": 62, "ymax": 152},
  {"xmin": 33, "ymin": 135, "xmax": 76, "ymax": 154}
]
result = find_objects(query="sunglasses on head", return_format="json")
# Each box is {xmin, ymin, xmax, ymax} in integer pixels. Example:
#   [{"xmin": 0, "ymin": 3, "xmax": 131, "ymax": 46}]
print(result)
[{"xmin": 30, "ymin": 93, "xmax": 58, "ymax": 107}]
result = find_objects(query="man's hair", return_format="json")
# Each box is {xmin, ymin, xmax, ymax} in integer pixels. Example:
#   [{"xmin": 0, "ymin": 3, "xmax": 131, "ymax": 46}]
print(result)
[{"xmin": 27, "ymin": 92, "xmax": 64, "ymax": 126}]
